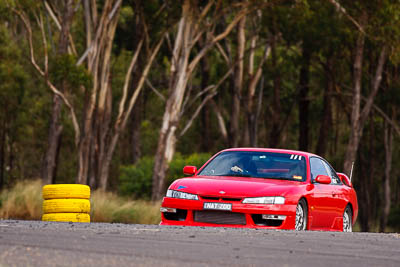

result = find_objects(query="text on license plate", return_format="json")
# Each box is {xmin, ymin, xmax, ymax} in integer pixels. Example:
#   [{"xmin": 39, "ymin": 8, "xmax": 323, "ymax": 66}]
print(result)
[{"xmin": 203, "ymin": 202, "xmax": 232, "ymax": 211}]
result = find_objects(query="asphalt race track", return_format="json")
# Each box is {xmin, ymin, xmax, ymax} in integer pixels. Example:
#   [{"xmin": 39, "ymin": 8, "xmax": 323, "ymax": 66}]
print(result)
[{"xmin": 0, "ymin": 220, "xmax": 399, "ymax": 267}]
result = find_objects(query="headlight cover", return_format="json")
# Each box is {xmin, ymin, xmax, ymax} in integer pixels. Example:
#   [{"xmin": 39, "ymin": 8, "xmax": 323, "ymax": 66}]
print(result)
[
  {"xmin": 166, "ymin": 189, "xmax": 199, "ymax": 200},
  {"xmin": 242, "ymin": 196, "xmax": 285, "ymax": 204}
]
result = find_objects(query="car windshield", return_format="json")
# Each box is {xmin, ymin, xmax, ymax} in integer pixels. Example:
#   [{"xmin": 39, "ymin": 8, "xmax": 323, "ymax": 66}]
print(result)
[{"xmin": 198, "ymin": 151, "xmax": 307, "ymax": 181}]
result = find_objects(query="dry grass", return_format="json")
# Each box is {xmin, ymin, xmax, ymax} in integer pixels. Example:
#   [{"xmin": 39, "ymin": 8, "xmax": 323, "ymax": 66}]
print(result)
[
  {"xmin": 0, "ymin": 180, "xmax": 161, "ymax": 224},
  {"xmin": 90, "ymin": 190, "xmax": 161, "ymax": 224},
  {"xmin": 0, "ymin": 179, "xmax": 43, "ymax": 220}
]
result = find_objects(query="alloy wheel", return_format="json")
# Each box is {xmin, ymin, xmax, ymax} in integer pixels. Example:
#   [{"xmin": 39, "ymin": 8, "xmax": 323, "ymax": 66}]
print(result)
[
  {"xmin": 295, "ymin": 200, "xmax": 307, "ymax": 231},
  {"xmin": 343, "ymin": 207, "xmax": 352, "ymax": 232}
]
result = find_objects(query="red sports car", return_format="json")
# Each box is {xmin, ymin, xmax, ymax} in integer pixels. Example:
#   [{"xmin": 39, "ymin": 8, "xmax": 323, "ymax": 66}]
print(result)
[{"xmin": 160, "ymin": 148, "xmax": 358, "ymax": 232}]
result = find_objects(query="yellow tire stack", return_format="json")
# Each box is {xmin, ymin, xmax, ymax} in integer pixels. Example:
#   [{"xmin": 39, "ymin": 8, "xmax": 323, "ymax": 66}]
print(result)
[{"xmin": 42, "ymin": 184, "xmax": 91, "ymax": 223}]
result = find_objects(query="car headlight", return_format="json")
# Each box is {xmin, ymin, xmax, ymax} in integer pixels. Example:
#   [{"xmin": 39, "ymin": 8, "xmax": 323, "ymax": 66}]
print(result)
[
  {"xmin": 166, "ymin": 189, "xmax": 199, "ymax": 200},
  {"xmin": 242, "ymin": 196, "xmax": 285, "ymax": 204}
]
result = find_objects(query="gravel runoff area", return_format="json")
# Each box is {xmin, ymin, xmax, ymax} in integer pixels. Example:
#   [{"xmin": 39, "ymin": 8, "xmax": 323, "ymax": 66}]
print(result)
[{"xmin": 0, "ymin": 219, "xmax": 400, "ymax": 267}]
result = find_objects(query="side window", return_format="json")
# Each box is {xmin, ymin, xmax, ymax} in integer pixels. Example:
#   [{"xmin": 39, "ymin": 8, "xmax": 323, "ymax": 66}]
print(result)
[
  {"xmin": 310, "ymin": 157, "xmax": 329, "ymax": 181},
  {"xmin": 322, "ymin": 161, "xmax": 342, "ymax": 185}
]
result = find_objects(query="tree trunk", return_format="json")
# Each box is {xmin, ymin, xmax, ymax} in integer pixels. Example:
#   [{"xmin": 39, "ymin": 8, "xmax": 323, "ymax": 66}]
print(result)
[
  {"xmin": 380, "ymin": 115, "xmax": 394, "ymax": 232},
  {"xmin": 367, "ymin": 113, "xmax": 376, "ymax": 231},
  {"xmin": 358, "ymin": 153, "xmax": 371, "ymax": 232},
  {"xmin": 316, "ymin": 56, "xmax": 334, "ymax": 157},
  {"xmin": 0, "ymin": 116, "xmax": 5, "ymax": 189},
  {"xmin": 245, "ymin": 36, "xmax": 270, "ymax": 147},
  {"xmin": 42, "ymin": 0, "xmax": 76, "ymax": 184},
  {"xmin": 131, "ymin": 95, "xmax": 142, "ymax": 164},
  {"xmin": 229, "ymin": 16, "xmax": 246, "ymax": 147},
  {"xmin": 98, "ymin": 40, "xmax": 162, "ymax": 190},
  {"xmin": 298, "ymin": 47, "xmax": 311, "ymax": 151},
  {"xmin": 212, "ymin": 100, "xmax": 229, "ymax": 144},
  {"xmin": 200, "ymin": 46, "xmax": 211, "ymax": 152},
  {"xmin": 97, "ymin": 87, "xmax": 113, "ymax": 190},
  {"xmin": 343, "ymin": 27, "xmax": 364, "ymax": 175},
  {"xmin": 269, "ymin": 35, "xmax": 282, "ymax": 148},
  {"xmin": 343, "ymin": 36, "xmax": 387, "ymax": 175},
  {"xmin": 152, "ymin": 3, "xmax": 193, "ymax": 200},
  {"xmin": 77, "ymin": 0, "xmax": 121, "ymax": 187},
  {"xmin": 358, "ymin": 119, "xmax": 378, "ymax": 234},
  {"xmin": 242, "ymin": 35, "xmax": 255, "ymax": 147},
  {"xmin": 42, "ymin": 95, "xmax": 63, "ymax": 184},
  {"xmin": 96, "ymin": 10, "xmax": 119, "ymax": 190},
  {"xmin": 249, "ymin": 77, "xmax": 264, "ymax": 147},
  {"xmin": 151, "ymin": 1, "xmax": 248, "ymax": 200}
]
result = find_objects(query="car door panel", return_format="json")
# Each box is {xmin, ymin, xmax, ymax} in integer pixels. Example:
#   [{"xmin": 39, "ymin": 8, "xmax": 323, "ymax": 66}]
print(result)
[
  {"xmin": 312, "ymin": 184, "xmax": 336, "ymax": 228},
  {"xmin": 323, "ymin": 161, "xmax": 349, "ymax": 221},
  {"xmin": 309, "ymin": 157, "xmax": 337, "ymax": 229}
]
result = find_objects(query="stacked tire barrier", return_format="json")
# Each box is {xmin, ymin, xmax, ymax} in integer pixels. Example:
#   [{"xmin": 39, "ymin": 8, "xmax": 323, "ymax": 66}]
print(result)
[{"xmin": 42, "ymin": 184, "xmax": 91, "ymax": 223}]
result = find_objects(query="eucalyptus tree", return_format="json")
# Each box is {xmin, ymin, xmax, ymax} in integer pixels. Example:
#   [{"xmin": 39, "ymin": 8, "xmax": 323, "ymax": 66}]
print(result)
[
  {"xmin": 76, "ymin": 0, "xmax": 164, "ymax": 189},
  {"xmin": 151, "ymin": 0, "xmax": 253, "ymax": 200},
  {"xmin": 10, "ymin": 0, "xmax": 164, "ymax": 189},
  {"xmin": 328, "ymin": 0, "xmax": 400, "ymax": 231},
  {"xmin": 222, "ymin": 9, "xmax": 271, "ymax": 148},
  {"xmin": 41, "ymin": 0, "xmax": 78, "ymax": 185},
  {"xmin": 327, "ymin": 1, "xmax": 395, "ymax": 176}
]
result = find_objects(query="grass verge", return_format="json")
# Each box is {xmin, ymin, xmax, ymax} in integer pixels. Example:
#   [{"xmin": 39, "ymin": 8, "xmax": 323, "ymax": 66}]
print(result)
[
  {"xmin": 0, "ymin": 179, "xmax": 43, "ymax": 220},
  {"xmin": 0, "ymin": 179, "xmax": 161, "ymax": 224},
  {"xmin": 90, "ymin": 190, "xmax": 161, "ymax": 224}
]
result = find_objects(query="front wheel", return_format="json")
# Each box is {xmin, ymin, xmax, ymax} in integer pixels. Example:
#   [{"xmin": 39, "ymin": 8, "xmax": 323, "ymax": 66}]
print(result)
[
  {"xmin": 343, "ymin": 206, "xmax": 353, "ymax": 232},
  {"xmin": 295, "ymin": 199, "xmax": 308, "ymax": 231}
]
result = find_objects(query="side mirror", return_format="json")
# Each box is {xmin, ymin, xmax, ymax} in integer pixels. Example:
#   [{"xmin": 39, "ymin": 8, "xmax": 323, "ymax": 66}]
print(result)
[
  {"xmin": 315, "ymin": 175, "xmax": 331, "ymax": 184},
  {"xmin": 183, "ymin": 166, "xmax": 197, "ymax": 176},
  {"xmin": 337, "ymin": 173, "xmax": 352, "ymax": 187}
]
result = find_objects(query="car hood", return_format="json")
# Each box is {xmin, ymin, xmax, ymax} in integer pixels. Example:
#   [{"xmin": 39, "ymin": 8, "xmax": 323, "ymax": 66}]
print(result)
[{"xmin": 170, "ymin": 176, "xmax": 303, "ymax": 198}]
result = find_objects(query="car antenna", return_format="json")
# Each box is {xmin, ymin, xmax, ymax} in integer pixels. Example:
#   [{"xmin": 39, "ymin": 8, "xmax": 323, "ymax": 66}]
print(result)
[{"xmin": 349, "ymin": 161, "xmax": 354, "ymax": 182}]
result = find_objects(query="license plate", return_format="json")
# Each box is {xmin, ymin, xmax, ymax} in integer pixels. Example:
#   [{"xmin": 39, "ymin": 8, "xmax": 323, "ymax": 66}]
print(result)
[{"xmin": 203, "ymin": 202, "xmax": 232, "ymax": 211}]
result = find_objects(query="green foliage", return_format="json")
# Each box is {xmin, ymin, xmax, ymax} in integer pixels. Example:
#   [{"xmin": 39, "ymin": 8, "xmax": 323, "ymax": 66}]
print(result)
[
  {"xmin": 119, "ymin": 6, "xmax": 134, "ymax": 28},
  {"xmin": 0, "ymin": 1, "xmax": 12, "ymax": 20},
  {"xmin": 119, "ymin": 157, "xmax": 154, "ymax": 199},
  {"xmin": 118, "ymin": 153, "xmax": 211, "ymax": 199},
  {"xmin": 0, "ymin": 25, "xmax": 27, "ymax": 107},
  {"xmin": 140, "ymin": 119, "xmax": 161, "ymax": 155},
  {"xmin": 2, "ymin": 0, "xmax": 400, "ymax": 232},
  {"xmin": 167, "ymin": 153, "xmax": 211, "ymax": 184},
  {"xmin": 110, "ymin": 49, "xmax": 133, "ymax": 107},
  {"xmin": 50, "ymin": 54, "xmax": 92, "ymax": 89},
  {"xmin": 387, "ymin": 205, "xmax": 400, "ymax": 231}
]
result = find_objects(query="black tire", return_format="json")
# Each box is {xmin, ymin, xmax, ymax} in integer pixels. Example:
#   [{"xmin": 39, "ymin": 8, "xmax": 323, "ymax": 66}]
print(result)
[
  {"xmin": 343, "ymin": 206, "xmax": 353, "ymax": 232},
  {"xmin": 295, "ymin": 198, "xmax": 308, "ymax": 231}
]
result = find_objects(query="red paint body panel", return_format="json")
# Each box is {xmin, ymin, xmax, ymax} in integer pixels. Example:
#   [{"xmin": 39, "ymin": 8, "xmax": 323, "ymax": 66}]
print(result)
[{"xmin": 160, "ymin": 148, "xmax": 358, "ymax": 231}]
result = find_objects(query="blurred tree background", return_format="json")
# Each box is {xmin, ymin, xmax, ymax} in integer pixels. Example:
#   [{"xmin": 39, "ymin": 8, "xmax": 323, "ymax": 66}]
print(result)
[{"xmin": 1, "ymin": 0, "xmax": 400, "ymax": 232}]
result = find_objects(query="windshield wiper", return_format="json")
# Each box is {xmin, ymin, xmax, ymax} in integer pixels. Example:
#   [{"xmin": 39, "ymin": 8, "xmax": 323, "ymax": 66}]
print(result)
[
  {"xmin": 260, "ymin": 176, "xmax": 295, "ymax": 181},
  {"xmin": 216, "ymin": 173, "xmax": 252, "ymax": 177}
]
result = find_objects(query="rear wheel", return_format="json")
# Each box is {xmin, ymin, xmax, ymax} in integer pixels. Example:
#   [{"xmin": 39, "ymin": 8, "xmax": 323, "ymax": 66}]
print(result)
[
  {"xmin": 343, "ymin": 206, "xmax": 352, "ymax": 232},
  {"xmin": 295, "ymin": 199, "xmax": 308, "ymax": 231}
]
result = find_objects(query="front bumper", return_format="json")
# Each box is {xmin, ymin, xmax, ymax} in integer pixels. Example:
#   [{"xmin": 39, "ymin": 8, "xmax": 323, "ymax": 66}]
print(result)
[{"xmin": 160, "ymin": 197, "xmax": 297, "ymax": 229}]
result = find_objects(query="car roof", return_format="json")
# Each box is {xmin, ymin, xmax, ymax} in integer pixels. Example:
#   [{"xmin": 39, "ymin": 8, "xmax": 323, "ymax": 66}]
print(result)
[{"xmin": 220, "ymin": 147, "xmax": 318, "ymax": 158}]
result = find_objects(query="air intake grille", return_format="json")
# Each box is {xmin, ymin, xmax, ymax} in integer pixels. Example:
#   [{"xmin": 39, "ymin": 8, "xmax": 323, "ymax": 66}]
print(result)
[
  {"xmin": 194, "ymin": 211, "xmax": 246, "ymax": 225},
  {"xmin": 201, "ymin": 196, "xmax": 242, "ymax": 202}
]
